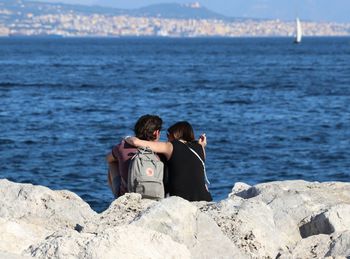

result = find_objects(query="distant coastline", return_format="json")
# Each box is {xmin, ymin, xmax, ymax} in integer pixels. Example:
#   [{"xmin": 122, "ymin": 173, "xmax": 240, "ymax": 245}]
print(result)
[
  {"xmin": 2, "ymin": 18, "xmax": 350, "ymax": 38},
  {"xmin": 1, "ymin": 1, "xmax": 350, "ymax": 37},
  {"xmin": 7, "ymin": 34, "xmax": 64, "ymax": 38},
  {"xmin": 1, "ymin": 35, "xmax": 350, "ymax": 39}
]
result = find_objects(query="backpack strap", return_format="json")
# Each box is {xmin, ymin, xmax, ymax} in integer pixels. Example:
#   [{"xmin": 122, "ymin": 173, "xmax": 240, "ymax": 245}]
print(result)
[
  {"xmin": 137, "ymin": 146, "xmax": 153, "ymax": 154},
  {"xmin": 186, "ymin": 145, "xmax": 210, "ymax": 185}
]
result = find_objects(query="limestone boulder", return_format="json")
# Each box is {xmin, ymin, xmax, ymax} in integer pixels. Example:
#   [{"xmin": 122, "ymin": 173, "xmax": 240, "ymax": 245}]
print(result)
[
  {"xmin": 199, "ymin": 196, "xmax": 292, "ymax": 258},
  {"xmin": 289, "ymin": 234, "xmax": 332, "ymax": 259},
  {"xmin": 88, "ymin": 193, "xmax": 156, "ymax": 233},
  {"xmin": 288, "ymin": 231, "xmax": 350, "ymax": 258},
  {"xmin": 2, "ymin": 178, "xmax": 350, "ymax": 258},
  {"xmin": 0, "ymin": 251, "xmax": 29, "ymax": 259},
  {"xmin": 323, "ymin": 205, "xmax": 350, "ymax": 233},
  {"xmin": 299, "ymin": 204, "xmax": 350, "ymax": 239},
  {"xmin": 327, "ymin": 231, "xmax": 350, "ymax": 257},
  {"xmin": 0, "ymin": 218, "xmax": 50, "ymax": 255},
  {"xmin": 132, "ymin": 196, "xmax": 247, "ymax": 258},
  {"xmin": 25, "ymin": 225, "xmax": 191, "ymax": 259},
  {"xmin": 251, "ymin": 180, "xmax": 350, "ymax": 224},
  {"xmin": 0, "ymin": 179, "xmax": 97, "ymax": 231},
  {"xmin": 201, "ymin": 180, "xmax": 350, "ymax": 258},
  {"xmin": 229, "ymin": 182, "xmax": 256, "ymax": 199}
]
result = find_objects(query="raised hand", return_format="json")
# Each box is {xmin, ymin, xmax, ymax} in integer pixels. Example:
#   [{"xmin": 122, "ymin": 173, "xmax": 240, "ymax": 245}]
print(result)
[{"xmin": 198, "ymin": 133, "xmax": 207, "ymax": 147}]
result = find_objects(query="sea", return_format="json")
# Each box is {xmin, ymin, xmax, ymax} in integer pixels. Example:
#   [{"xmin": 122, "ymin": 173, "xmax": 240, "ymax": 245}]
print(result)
[{"xmin": 1, "ymin": 37, "xmax": 349, "ymax": 212}]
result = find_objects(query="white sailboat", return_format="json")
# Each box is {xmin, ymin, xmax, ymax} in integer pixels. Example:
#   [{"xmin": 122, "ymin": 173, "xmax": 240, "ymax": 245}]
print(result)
[{"xmin": 294, "ymin": 17, "xmax": 302, "ymax": 43}]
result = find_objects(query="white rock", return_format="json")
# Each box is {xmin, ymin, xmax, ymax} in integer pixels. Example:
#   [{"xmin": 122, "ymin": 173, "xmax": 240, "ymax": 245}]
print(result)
[
  {"xmin": 2, "ymin": 178, "xmax": 350, "ymax": 258},
  {"xmin": 325, "ymin": 205, "xmax": 350, "ymax": 232},
  {"xmin": 0, "ymin": 218, "xmax": 50, "ymax": 255},
  {"xmin": 204, "ymin": 180, "xmax": 350, "ymax": 258},
  {"xmin": 290, "ymin": 234, "xmax": 332, "ymax": 258},
  {"xmin": 91, "ymin": 193, "xmax": 156, "ymax": 232},
  {"xmin": 229, "ymin": 182, "xmax": 255, "ymax": 198},
  {"xmin": 0, "ymin": 179, "xmax": 97, "ymax": 230},
  {"xmin": 0, "ymin": 250, "xmax": 30, "ymax": 259},
  {"xmin": 223, "ymin": 198, "xmax": 290, "ymax": 258},
  {"xmin": 25, "ymin": 225, "xmax": 191, "ymax": 259},
  {"xmin": 327, "ymin": 231, "xmax": 350, "ymax": 257},
  {"xmin": 132, "ymin": 196, "xmax": 246, "ymax": 258}
]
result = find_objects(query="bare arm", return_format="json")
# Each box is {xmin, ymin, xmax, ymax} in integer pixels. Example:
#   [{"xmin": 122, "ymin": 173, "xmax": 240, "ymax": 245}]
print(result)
[{"xmin": 125, "ymin": 137, "xmax": 173, "ymax": 160}]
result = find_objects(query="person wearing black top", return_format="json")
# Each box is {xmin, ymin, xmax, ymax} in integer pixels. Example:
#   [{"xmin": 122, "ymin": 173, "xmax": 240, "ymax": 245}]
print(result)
[{"xmin": 125, "ymin": 121, "xmax": 212, "ymax": 202}]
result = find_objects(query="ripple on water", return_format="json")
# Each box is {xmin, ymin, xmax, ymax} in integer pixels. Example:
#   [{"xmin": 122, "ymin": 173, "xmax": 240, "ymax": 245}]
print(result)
[{"xmin": 1, "ymin": 37, "xmax": 350, "ymax": 212}]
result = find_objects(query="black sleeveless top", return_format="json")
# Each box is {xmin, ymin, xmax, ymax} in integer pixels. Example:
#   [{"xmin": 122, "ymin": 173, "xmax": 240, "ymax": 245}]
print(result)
[{"xmin": 167, "ymin": 140, "xmax": 212, "ymax": 202}]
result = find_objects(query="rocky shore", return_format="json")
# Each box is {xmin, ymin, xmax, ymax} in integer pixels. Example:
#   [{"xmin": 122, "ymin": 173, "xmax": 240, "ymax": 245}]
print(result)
[{"xmin": 1, "ymin": 179, "xmax": 350, "ymax": 258}]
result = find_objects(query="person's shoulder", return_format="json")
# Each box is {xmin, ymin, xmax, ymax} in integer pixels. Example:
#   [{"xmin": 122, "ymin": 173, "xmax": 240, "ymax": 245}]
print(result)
[
  {"xmin": 122, "ymin": 139, "xmax": 140, "ymax": 150},
  {"xmin": 188, "ymin": 141, "xmax": 201, "ymax": 149},
  {"xmin": 188, "ymin": 141, "xmax": 204, "ymax": 156},
  {"xmin": 170, "ymin": 139, "xmax": 183, "ymax": 148},
  {"xmin": 114, "ymin": 140, "xmax": 123, "ymax": 150},
  {"xmin": 114, "ymin": 139, "xmax": 136, "ymax": 152},
  {"xmin": 170, "ymin": 139, "xmax": 179, "ymax": 145}
]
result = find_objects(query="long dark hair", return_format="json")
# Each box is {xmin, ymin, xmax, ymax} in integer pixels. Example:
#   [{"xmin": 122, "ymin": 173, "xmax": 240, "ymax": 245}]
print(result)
[{"xmin": 167, "ymin": 121, "xmax": 195, "ymax": 142}]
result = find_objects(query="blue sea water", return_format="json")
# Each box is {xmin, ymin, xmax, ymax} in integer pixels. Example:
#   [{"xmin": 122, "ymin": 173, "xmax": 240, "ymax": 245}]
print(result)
[{"xmin": 0, "ymin": 37, "xmax": 350, "ymax": 212}]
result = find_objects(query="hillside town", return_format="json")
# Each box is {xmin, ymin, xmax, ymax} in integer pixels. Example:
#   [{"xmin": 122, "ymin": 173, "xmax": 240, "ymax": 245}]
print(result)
[{"xmin": 0, "ymin": 7, "xmax": 350, "ymax": 37}]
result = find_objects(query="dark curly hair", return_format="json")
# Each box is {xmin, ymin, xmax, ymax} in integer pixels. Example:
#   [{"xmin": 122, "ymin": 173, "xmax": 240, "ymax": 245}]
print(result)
[{"xmin": 134, "ymin": 114, "xmax": 163, "ymax": 141}]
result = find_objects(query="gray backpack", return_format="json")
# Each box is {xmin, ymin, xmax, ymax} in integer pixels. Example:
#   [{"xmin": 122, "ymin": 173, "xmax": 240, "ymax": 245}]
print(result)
[{"xmin": 128, "ymin": 147, "xmax": 164, "ymax": 200}]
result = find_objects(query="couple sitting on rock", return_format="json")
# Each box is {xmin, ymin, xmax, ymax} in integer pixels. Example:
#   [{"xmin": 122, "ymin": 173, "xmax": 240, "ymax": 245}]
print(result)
[{"xmin": 106, "ymin": 114, "xmax": 212, "ymax": 202}]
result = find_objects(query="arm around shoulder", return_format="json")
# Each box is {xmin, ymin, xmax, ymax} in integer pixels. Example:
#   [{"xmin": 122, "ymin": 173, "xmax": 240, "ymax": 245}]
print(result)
[{"xmin": 125, "ymin": 136, "xmax": 173, "ymax": 160}]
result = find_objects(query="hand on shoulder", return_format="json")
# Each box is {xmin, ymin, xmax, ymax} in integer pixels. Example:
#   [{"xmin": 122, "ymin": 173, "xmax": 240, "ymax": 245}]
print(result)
[{"xmin": 124, "ymin": 136, "xmax": 136, "ymax": 145}]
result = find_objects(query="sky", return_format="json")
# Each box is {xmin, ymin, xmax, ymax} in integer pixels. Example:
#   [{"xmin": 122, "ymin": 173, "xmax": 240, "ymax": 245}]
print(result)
[{"xmin": 35, "ymin": 0, "xmax": 350, "ymax": 23}]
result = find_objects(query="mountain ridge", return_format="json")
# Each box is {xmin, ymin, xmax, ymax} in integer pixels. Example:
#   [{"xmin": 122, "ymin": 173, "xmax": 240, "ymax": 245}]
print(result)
[
  {"xmin": 1, "ymin": 0, "xmax": 254, "ymax": 21},
  {"xmin": 128, "ymin": 3, "xmax": 229, "ymax": 20},
  {"xmin": 1, "ymin": 0, "xmax": 349, "ymax": 37}
]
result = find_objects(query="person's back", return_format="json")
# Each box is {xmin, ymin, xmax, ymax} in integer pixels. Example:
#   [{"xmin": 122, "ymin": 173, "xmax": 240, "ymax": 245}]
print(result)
[
  {"xmin": 110, "ymin": 140, "xmax": 137, "ymax": 196},
  {"xmin": 125, "ymin": 120, "xmax": 212, "ymax": 202},
  {"xmin": 167, "ymin": 139, "xmax": 212, "ymax": 202},
  {"xmin": 107, "ymin": 114, "xmax": 163, "ymax": 198}
]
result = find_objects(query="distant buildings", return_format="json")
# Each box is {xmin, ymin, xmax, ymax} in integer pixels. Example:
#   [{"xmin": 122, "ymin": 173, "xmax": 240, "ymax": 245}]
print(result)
[
  {"xmin": 1, "ymin": 8, "xmax": 350, "ymax": 37},
  {"xmin": 0, "ymin": 25, "xmax": 9, "ymax": 36}
]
